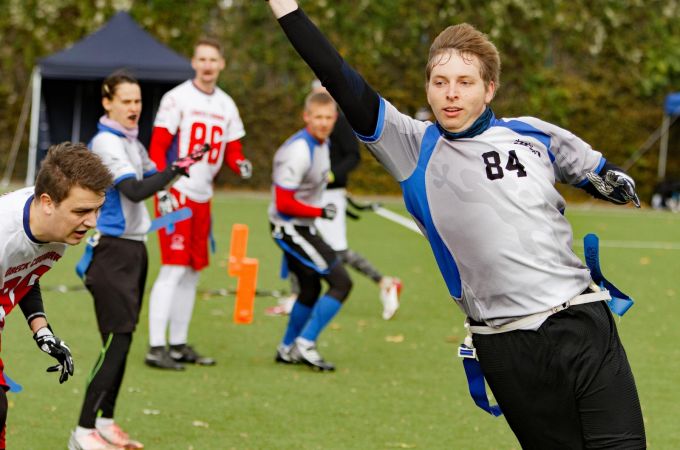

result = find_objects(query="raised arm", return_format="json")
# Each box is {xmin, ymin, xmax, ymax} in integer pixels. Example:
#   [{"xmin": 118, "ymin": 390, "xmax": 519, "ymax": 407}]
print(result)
[{"xmin": 267, "ymin": 0, "xmax": 381, "ymax": 137}]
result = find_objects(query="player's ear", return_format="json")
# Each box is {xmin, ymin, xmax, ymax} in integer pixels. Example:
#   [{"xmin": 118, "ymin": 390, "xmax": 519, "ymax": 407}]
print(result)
[
  {"xmin": 102, "ymin": 97, "xmax": 112, "ymax": 113},
  {"xmin": 38, "ymin": 193, "xmax": 56, "ymax": 216}
]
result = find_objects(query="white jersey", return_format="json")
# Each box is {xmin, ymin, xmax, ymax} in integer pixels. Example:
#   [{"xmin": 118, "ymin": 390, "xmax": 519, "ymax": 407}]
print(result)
[
  {"xmin": 90, "ymin": 125, "xmax": 156, "ymax": 240},
  {"xmin": 154, "ymin": 80, "xmax": 246, "ymax": 202},
  {"xmin": 360, "ymin": 99, "xmax": 602, "ymax": 325},
  {"xmin": 0, "ymin": 187, "xmax": 66, "ymax": 331},
  {"xmin": 269, "ymin": 129, "xmax": 331, "ymax": 227}
]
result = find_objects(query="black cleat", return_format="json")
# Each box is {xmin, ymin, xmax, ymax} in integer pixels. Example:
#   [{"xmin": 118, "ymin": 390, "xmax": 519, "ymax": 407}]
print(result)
[
  {"xmin": 145, "ymin": 346, "xmax": 185, "ymax": 370},
  {"xmin": 291, "ymin": 340, "xmax": 335, "ymax": 371},
  {"xmin": 169, "ymin": 344, "xmax": 216, "ymax": 366}
]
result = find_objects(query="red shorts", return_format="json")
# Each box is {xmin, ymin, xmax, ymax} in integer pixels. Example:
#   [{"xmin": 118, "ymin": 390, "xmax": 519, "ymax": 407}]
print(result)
[{"xmin": 155, "ymin": 188, "xmax": 212, "ymax": 271}]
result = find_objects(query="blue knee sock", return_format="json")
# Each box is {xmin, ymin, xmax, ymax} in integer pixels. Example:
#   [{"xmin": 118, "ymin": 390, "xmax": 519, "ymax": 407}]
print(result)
[
  {"xmin": 300, "ymin": 295, "xmax": 342, "ymax": 342},
  {"xmin": 282, "ymin": 302, "xmax": 313, "ymax": 346}
]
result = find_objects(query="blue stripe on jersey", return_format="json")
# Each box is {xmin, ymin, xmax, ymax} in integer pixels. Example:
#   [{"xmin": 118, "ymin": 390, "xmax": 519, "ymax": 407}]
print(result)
[
  {"xmin": 97, "ymin": 174, "xmax": 134, "ymax": 237},
  {"xmin": 23, "ymin": 194, "xmax": 45, "ymax": 244},
  {"xmin": 491, "ymin": 118, "xmax": 555, "ymax": 162},
  {"xmin": 143, "ymin": 169, "xmax": 158, "ymax": 178},
  {"xmin": 274, "ymin": 238, "xmax": 331, "ymax": 275},
  {"xmin": 282, "ymin": 128, "xmax": 320, "ymax": 161},
  {"xmin": 355, "ymin": 97, "xmax": 386, "ymax": 143},
  {"xmin": 96, "ymin": 123, "xmax": 126, "ymax": 137},
  {"xmin": 400, "ymin": 124, "xmax": 463, "ymax": 298},
  {"xmin": 575, "ymin": 157, "xmax": 606, "ymax": 187}
]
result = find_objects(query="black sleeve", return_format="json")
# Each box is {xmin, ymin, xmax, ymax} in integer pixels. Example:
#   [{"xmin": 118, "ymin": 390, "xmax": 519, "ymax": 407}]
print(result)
[
  {"xmin": 19, "ymin": 281, "xmax": 46, "ymax": 325},
  {"xmin": 578, "ymin": 160, "xmax": 625, "ymax": 202},
  {"xmin": 278, "ymin": 8, "xmax": 381, "ymax": 136},
  {"xmin": 116, "ymin": 167, "xmax": 176, "ymax": 202},
  {"xmin": 328, "ymin": 113, "xmax": 360, "ymax": 188}
]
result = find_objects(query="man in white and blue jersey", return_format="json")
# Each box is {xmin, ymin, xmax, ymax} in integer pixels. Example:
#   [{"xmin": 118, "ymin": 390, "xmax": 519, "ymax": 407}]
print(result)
[
  {"xmin": 266, "ymin": 1, "xmax": 645, "ymax": 448},
  {"xmin": 269, "ymin": 91, "xmax": 352, "ymax": 371}
]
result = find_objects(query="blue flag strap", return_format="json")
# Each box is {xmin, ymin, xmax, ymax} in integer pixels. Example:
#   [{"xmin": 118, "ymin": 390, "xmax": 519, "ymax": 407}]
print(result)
[
  {"xmin": 457, "ymin": 325, "xmax": 502, "ymax": 417},
  {"xmin": 4, "ymin": 373, "xmax": 23, "ymax": 393},
  {"xmin": 75, "ymin": 234, "xmax": 99, "ymax": 279},
  {"xmin": 583, "ymin": 233, "xmax": 634, "ymax": 316},
  {"xmin": 148, "ymin": 207, "xmax": 192, "ymax": 233}
]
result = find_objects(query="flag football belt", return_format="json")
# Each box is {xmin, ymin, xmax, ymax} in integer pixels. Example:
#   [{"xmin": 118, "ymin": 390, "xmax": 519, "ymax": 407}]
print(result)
[{"xmin": 456, "ymin": 233, "xmax": 635, "ymax": 417}]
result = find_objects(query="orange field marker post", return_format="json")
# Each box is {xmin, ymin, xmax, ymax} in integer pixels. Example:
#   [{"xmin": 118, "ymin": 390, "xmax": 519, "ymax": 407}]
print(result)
[{"xmin": 227, "ymin": 224, "xmax": 259, "ymax": 324}]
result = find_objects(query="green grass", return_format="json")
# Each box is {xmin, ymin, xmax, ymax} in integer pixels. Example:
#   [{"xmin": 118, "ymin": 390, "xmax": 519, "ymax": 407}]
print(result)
[{"xmin": 4, "ymin": 193, "xmax": 680, "ymax": 449}]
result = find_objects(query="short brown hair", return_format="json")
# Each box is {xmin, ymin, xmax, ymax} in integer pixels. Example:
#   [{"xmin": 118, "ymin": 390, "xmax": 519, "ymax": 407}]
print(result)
[
  {"xmin": 102, "ymin": 69, "xmax": 138, "ymax": 100},
  {"xmin": 34, "ymin": 142, "xmax": 113, "ymax": 204},
  {"xmin": 304, "ymin": 91, "xmax": 336, "ymax": 112},
  {"xmin": 194, "ymin": 37, "xmax": 223, "ymax": 55},
  {"xmin": 426, "ymin": 23, "xmax": 501, "ymax": 89}
]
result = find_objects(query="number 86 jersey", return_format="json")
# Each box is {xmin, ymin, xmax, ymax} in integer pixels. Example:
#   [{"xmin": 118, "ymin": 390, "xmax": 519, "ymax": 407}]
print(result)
[
  {"xmin": 0, "ymin": 188, "xmax": 66, "ymax": 330},
  {"xmin": 154, "ymin": 80, "xmax": 246, "ymax": 202}
]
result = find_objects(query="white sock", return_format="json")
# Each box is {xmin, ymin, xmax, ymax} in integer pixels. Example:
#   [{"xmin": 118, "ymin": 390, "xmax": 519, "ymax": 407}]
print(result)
[
  {"xmin": 148, "ymin": 265, "xmax": 187, "ymax": 347},
  {"xmin": 168, "ymin": 268, "xmax": 200, "ymax": 346},
  {"xmin": 75, "ymin": 426, "xmax": 95, "ymax": 437},
  {"xmin": 296, "ymin": 337, "xmax": 314, "ymax": 348},
  {"xmin": 95, "ymin": 417, "xmax": 114, "ymax": 429}
]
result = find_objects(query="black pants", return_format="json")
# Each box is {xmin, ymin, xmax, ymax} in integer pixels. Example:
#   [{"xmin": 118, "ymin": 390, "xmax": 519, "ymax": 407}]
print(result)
[{"xmin": 473, "ymin": 301, "xmax": 645, "ymax": 449}]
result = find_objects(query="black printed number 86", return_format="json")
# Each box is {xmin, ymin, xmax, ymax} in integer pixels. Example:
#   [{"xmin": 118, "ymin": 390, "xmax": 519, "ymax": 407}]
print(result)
[{"xmin": 481, "ymin": 150, "xmax": 527, "ymax": 180}]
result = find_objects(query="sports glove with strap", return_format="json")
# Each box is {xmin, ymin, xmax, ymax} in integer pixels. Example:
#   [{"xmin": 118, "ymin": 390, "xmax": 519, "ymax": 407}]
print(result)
[
  {"xmin": 321, "ymin": 203, "xmax": 337, "ymax": 220},
  {"xmin": 171, "ymin": 143, "xmax": 210, "ymax": 176},
  {"xmin": 156, "ymin": 190, "xmax": 179, "ymax": 216},
  {"xmin": 34, "ymin": 325, "xmax": 74, "ymax": 384},
  {"xmin": 585, "ymin": 169, "xmax": 641, "ymax": 207},
  {"xmin": 236, "ymin": 159, "xmax": 253, "ymax": 179}
]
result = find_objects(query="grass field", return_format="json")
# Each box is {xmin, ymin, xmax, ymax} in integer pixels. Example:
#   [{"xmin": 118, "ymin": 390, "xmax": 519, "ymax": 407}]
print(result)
[{"xmin": 4, "ymin": 192, "xmax": 680, "ymax": 449}]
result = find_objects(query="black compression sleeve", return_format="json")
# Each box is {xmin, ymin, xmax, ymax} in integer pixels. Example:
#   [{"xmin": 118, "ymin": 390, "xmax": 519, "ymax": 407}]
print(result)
[
  {"xmin": 19, "ymin": 281, "xmax": 46, "ymax": 325},
  {"xmin": 579, "ymin": 160, "xmax": 624, "ymax": 202},
  {"xmin": 116, "ymin": 167, "xmax": 176, "ymax": 203},
  {"xmin": 278, "ymin": 8, "xmax": 381, "ymax": 136}
]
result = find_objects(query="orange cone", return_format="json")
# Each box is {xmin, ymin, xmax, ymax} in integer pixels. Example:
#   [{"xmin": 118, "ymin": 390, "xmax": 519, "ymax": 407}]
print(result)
[{"xmin": 227, "ymin": 224, "xmax": 259, "ymax": 324}]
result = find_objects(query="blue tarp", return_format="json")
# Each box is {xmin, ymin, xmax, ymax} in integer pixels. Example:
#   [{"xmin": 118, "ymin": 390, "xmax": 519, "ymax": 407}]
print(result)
[
  {"xmin": 39, "ymin": 11, "xmax": 192, "ymax": 81},
  {"xmin": 665, "ymin": 92, "xmax": 680, "ymax": 116}
]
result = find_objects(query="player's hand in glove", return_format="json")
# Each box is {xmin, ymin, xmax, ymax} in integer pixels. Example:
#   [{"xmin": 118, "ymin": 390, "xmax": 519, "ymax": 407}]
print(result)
[
  {"xmin": 33, "ymin": 326, "xmax": 74, "ymax": 384},
  {"xmin": 171, "ymin": 143, "xmax": 210, "ymax": 176},
  {"xmin": 236, "ymin": 159, "xmax": 253, "ymax": 179},
  {"xmin": 156, "ymin": 190, "xmax": 178, "ymax": 215},
  {"xmin": 321, "ymin": 203, "xmax": 337, "ymax": 220},
  {"xmin": 585, "ymin": 169, "xmax": 641, "ymax": 207}
]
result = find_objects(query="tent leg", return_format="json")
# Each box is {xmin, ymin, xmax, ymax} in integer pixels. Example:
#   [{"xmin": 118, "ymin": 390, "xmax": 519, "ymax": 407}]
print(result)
[
  {"xmin": 658, "ymin": 114, "xmax": 670, "ymax": 181},
  {"xmin": 26, "ymin": 68, "xmax": 42, "ymax": 186}
]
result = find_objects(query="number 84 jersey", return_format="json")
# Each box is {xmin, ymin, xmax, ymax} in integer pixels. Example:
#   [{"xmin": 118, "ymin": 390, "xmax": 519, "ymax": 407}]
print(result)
[
  {"xmin": 154, "ymin": 80, "xmax": 246, "ymax": 202},
  {"xmin": 360, "ymin": 99, "xmax": 602, "ymax": 325},
  {"xmin": 0, "ymin": 188, "xmax": 66, "ymax": 330}
]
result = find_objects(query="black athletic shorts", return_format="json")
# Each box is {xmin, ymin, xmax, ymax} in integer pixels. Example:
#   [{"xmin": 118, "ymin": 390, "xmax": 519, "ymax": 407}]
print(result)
[
  {"xmin": 84, "ymin": 236, "xmax": 148, "ymax": 334},
  {"xmin": 473, "ymin": 301, "xmax": 646, "ymax": 449}
]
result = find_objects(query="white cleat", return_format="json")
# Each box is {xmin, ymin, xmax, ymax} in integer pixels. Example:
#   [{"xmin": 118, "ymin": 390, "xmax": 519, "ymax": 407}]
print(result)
[
  {"xmin": 380, "ymin": 277, "xmax": 402, "ymax": 320},
  {"xmin": 96, "ymin": 422, "xmax": 144, "ymax": 449},
  {"xmin": 68, "ymin": 429, "xmax": 118, "ymax": 450}
]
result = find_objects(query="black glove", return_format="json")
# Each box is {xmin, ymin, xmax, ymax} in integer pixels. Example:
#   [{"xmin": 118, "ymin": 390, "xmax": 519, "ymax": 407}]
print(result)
[
  {"xmin": 321, "ymin": 203, "xmax": 337, "ymax": 220},
  {"xmin": 171, "ymin": 143, "xmax": 210, "ymax": 176},
  {"xmin": 34, "ymin": 326, "xmax": 74, "ymax": 384},
  {"xmin": 585, "ymin": 169, "xmax": 641, "ymax": 207}
]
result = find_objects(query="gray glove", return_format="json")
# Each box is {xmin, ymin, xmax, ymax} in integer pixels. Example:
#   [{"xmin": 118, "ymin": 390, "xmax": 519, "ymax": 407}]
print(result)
[
  {"xmin": 585, "ymin": 170, "xmax": 641, "ymax": 207},
  {"xmin": 321, "ymin": 203, "xmax": 337, "ymax": 220},
  {"xmin": 237, "ymin": 159, "xmax": 253, "ymax": 179}
]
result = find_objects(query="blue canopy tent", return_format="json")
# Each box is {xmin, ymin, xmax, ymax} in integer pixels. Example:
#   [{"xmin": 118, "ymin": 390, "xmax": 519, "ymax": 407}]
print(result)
[{"xmin": 25, "ymin": 11, "xmax": 193, "ymax": 183}]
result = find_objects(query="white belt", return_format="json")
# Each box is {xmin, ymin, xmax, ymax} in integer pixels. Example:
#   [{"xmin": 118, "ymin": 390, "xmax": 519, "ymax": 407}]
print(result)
[{"xmin": 467, "ymin": 282, "xmax": 611, "ymax": 336}]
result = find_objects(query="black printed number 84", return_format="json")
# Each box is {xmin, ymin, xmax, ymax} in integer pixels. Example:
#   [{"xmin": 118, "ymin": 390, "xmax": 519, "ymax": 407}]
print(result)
[{"xmin": 482, "ymin": 150, "xmax": 527, "ymax": 180}]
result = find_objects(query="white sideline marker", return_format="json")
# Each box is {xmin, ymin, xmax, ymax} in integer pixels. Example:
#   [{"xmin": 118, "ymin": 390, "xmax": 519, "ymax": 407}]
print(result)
[{"xmin": 373, "ymin": 206, "xmax": 423, "ymax": 235}]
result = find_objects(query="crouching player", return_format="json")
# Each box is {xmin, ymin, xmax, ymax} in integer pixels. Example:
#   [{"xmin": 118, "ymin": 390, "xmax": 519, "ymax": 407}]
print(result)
[
  {"xmin": 270, "ymin": 91, "xmax": 352, "ymax": 371},
  {"xmin": 0, "ymin": 142, "xmax": 111, "ymax": 449}
]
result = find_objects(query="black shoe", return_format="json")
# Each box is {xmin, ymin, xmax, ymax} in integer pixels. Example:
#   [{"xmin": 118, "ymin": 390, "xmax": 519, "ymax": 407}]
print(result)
[
  {"xmin": 145, "ymin": 346, "xmax": 185, "ymax": 370},
  {"xmin": 169, "ymin": 344, "xmax": 216, "ymax": 366},
  {"xmin": 291, "ymin": 340, "xmax": 335, "ymax": 371}
]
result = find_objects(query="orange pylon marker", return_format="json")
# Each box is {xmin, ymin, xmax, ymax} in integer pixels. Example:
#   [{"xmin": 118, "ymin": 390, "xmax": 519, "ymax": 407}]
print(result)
[{"xmin": 228, "ymin": 224, "xmax": 259, "ymax": 324}]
